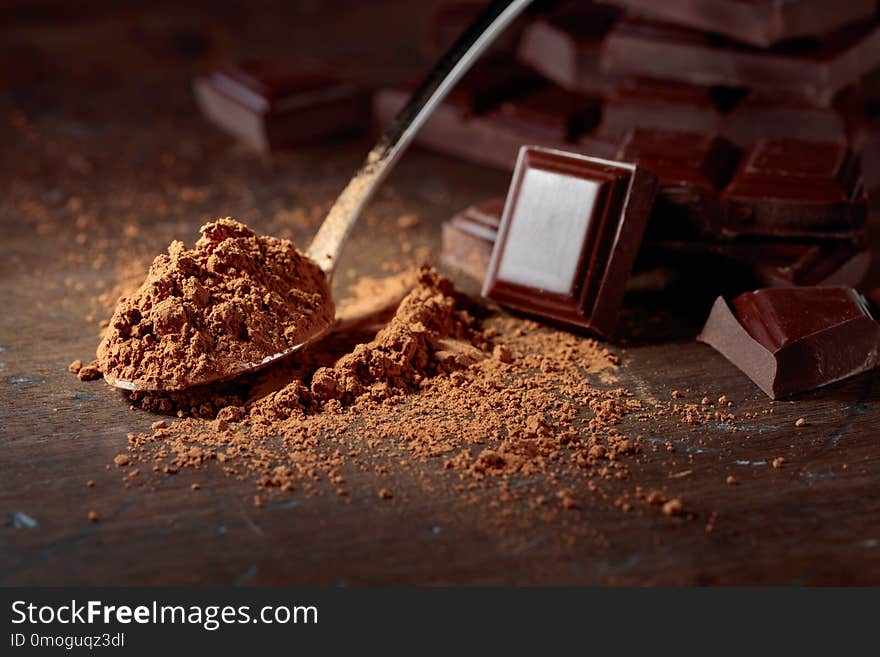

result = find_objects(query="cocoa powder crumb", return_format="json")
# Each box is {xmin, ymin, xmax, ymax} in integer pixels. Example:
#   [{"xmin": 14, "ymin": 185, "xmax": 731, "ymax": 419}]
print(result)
[
  {"xmin": 646, "ymin": 490, "xmax": 666, "ymax": 505},
  {"xmin": 87, "ymin": 510, "xmax": 99, "ymax": 523},
  {"xmin": 772, "ymin": 457, "xmax": 785, "ymax": 469},
  {"xmin": 397, "ymin": 214, "xmax": 419, "ymax": 229},
  {"xmin": 378, "ymin": 488, "xmax": 393, "ymax": 500},
  {"xmin": 113, "ymin": 454, "xmax": 130, "ymax": 467},
  {"xmin": 662, "ymin": 499, "xmax": 682, "ymax": 516},
  {"xmin": 795, "ymin": 418, "xmax": 807, "ymax": 427},
  {"xmin": 726, "ymin": 475, "xmax": 737, "ymax": 486},
  {"xmin": 77, "ymin": 360, "xmax": 102, "ymax": 381}
]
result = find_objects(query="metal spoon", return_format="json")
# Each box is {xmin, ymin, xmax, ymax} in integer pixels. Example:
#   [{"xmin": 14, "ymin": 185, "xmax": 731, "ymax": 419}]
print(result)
[{"xmin": 106, "ymin": 0, "xmax": 533, "ymax": 392}]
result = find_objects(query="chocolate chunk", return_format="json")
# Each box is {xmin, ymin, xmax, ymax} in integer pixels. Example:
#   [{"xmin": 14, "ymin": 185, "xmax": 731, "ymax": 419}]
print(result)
[
  {"xmin": 373, "ymin": 86, "xmax": 615, "ymax": 171},
  {"xmin": 441, "ymin": 198, "xmax": 504, "ymax": 282},
  {"xmin": 721, "ymin": 87, "xmax": 866, "ymax": 147},
  {"xmin": 601, "ymin": 17, "xmax": 880, "ymax": 105},
  {"xmin": 517, "ymin": 3, "xmax": 622, "ymax": 95},
  {"xmin": 598, "ymin": 77, "xmax": 739, "ymax": 140},
  {"xmin": 483, "ymin": 146, "xmax": 657, "ymax": 338},
  {"xmin": 745, "ymin": 243, "xmax": 871, "ymax": 288},
  {"xmin": 719, "ymin": 139, "xmax": 866, "ymax": 238},
  {"xmin": 698, "ymin": 287, "xmax": 880, "ymax": 398},
  {"xmin": 598, "ymin": 0, "xmax": 876, "ymax": 48},
  {"xmin": 486, "ymin": 85, "xmax": 601, "ymax": 141},
  {"xmin": 615, "ymin": 129, "xmax": 740, "ymax": 236},
  {"xmin": 193, "ymin": 60, "xmax": 370, "ymax": 152},
  {"xmin": 647, "ymin": 239, "xmax": 870, "ymax": 289}
]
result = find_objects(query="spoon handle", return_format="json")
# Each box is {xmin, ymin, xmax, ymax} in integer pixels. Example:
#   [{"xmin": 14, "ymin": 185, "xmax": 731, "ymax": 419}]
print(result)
[{"xmin": 306, "ymin": 0, "xmax": 535, "ymax": 276}]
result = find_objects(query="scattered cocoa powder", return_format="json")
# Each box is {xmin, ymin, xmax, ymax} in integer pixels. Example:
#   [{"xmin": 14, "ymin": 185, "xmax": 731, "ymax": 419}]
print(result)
[
  {"xmin": 662, "ymin": 499, "xmax": 683, "ymax": 517},
  {"xmin": 96, "ymin": 218, "xmax": 333, "ymax": 390}
]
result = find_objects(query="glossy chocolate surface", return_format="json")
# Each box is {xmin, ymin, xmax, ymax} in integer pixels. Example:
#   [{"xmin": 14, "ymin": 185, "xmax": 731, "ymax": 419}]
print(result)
[
  {"xmin": 719, "ymin": 138, "xmax": 867, "ymax": 237},
  {"xmin": 699, "ymin": 287, "xmax": 880, "ymax": 398},
  {"xmin": 483, "ymin": 146, "xmax": 657, "ymax": 338},
  {"xmin": 598, "ymin": 0, "xmax": 876, "ymax": 48}
]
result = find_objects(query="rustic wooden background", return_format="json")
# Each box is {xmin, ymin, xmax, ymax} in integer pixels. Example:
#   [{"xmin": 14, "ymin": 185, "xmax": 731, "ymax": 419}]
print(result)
[{"xmin": 1, "ymin": 0, "xmax": 879, "ymax": 586}]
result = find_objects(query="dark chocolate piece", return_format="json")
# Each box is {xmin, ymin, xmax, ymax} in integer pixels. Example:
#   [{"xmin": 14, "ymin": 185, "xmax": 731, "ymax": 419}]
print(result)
[
  {"xmin": 598, "ymin": 77, "xmax": 736, "ymax": 140},
  {"xmin": 517, "ymin": 3, "xmax": 622, "ymax": 95},
  {"xmin": 373, "ymin": 86, "xmax": 616, "ymax": 171},
  {"xmin": 601, "ymin": 17, "xmax": 880, "ymax": 106},
  {"xmin": 719, "ymin": 139, "xmax": 867, "ymax": 238},
  {"xmin": 441, "ymin": 198, "xmax": 504, "ymax": 281},
  {"xmin": 698, "ymin": 287, "xmax": 880, "ymax": 398},
  {"xmin": 598, "ymin": 0, "xmax": 876, "ymax": 49},
  {"xmin": 721, "ymin": 87, "xmax": 866, "ymax": 147},
  {"xmin": 193, "ymin": 60, "xmax": 370, "ymax": 152},
  {"xmin": 483, "ymin": 146, "xmax": 657, "ymax": 338},
  {"xmin": 616, "ymin": 129, "xmax": 740, "ymax": 236},
  {"xmin": 486, "ymin": 85, "xmax": 601, "ymax": 142},
  {"xmin": 646, "ymin": 239, "xmax": 871, "ymax": 289}
]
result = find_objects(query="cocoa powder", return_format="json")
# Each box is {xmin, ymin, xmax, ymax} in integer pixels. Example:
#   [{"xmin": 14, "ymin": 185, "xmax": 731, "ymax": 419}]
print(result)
[{"xmin": 97, "ymin": 218, "xmax": 333, "ymax": 390}]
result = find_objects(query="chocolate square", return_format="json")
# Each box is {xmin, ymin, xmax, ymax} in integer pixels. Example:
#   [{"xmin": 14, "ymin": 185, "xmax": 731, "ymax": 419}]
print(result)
[
  {"xmin": 699, "ymin": 287, "xmax": 880, "ymax": 398},
  {"xmin": 483, "ymin": 146, "xmax": 657, "ymax": 338},
  {"xmin": 720, "ymin": 138, "xmax": 866, "ymax": 237},
  {"xmin": 194, "ymin": 60, "xmax": 370, "ymax": 152}
]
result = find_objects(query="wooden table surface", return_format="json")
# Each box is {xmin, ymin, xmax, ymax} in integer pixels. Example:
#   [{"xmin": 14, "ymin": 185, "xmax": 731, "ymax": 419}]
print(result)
[{"xmin": 2, "ymin": 1, "xmax": 879, "ymax": 586}]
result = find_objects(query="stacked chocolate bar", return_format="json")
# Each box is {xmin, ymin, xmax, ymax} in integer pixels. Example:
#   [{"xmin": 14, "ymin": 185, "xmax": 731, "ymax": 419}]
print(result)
[{"xmin": 415, "ymin": 1, "xmax": 880, "ymax": 398}]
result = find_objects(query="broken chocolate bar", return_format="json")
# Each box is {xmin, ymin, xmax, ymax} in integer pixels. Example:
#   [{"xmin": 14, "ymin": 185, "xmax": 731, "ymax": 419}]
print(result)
[
  {"xmin": 645, "ymin": 239, "xmax": 870, "ymax": 289},
  {"xmin": 441, "ymin": 198, "xmax": 504, "ymax": 282},
  {"xmin": 517, "ymin": 3, "xmax": 622, "ymax": 95},
  {"xmin": 719, "ymin": 138, "xmax": 866, "ymax": 238},
  {"xmin": 721, "ymin": 87, "xmax": 866, "ymax": 147},
  {"xmin": 698, "ymin": 287, "xmax": 880, "ymax": 398},
  {"xmin": 373, "ymin": 85, "xmax": 615, "ymax": 171},
  {"xmin": 598, "ymin": 77, "xmax": 740, "ymax": 140},
  {"xmin": 601, "ymin": 17, "xmax": 880, "ymax": 105},
  {"xmin": 486, "ymin": 84, "xmax": 602, "ymax": 142},
  {"xmin": 193, "ymin": 60, "xmax": 370, "ymax": 152},
  {"xmin": 597, "ymin": 0, "xmax": 876, "ymax": 49},
  {"xmin": 483, "ymin": 146, "xmax": 657, "ymax": 338},
  {"xmin": 615, "ymin": 128, "xmax": 740, "ymax": 235}
]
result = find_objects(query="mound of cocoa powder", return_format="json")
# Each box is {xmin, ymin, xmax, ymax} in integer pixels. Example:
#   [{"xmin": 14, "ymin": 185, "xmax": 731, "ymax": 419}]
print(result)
[
  {"xmin": 97, "ymin": 218, "xmax": 333, "ymax": 389},
  {"xmin": 120, "ymin": 267, "xmax": 665, "ymax": 521}
]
